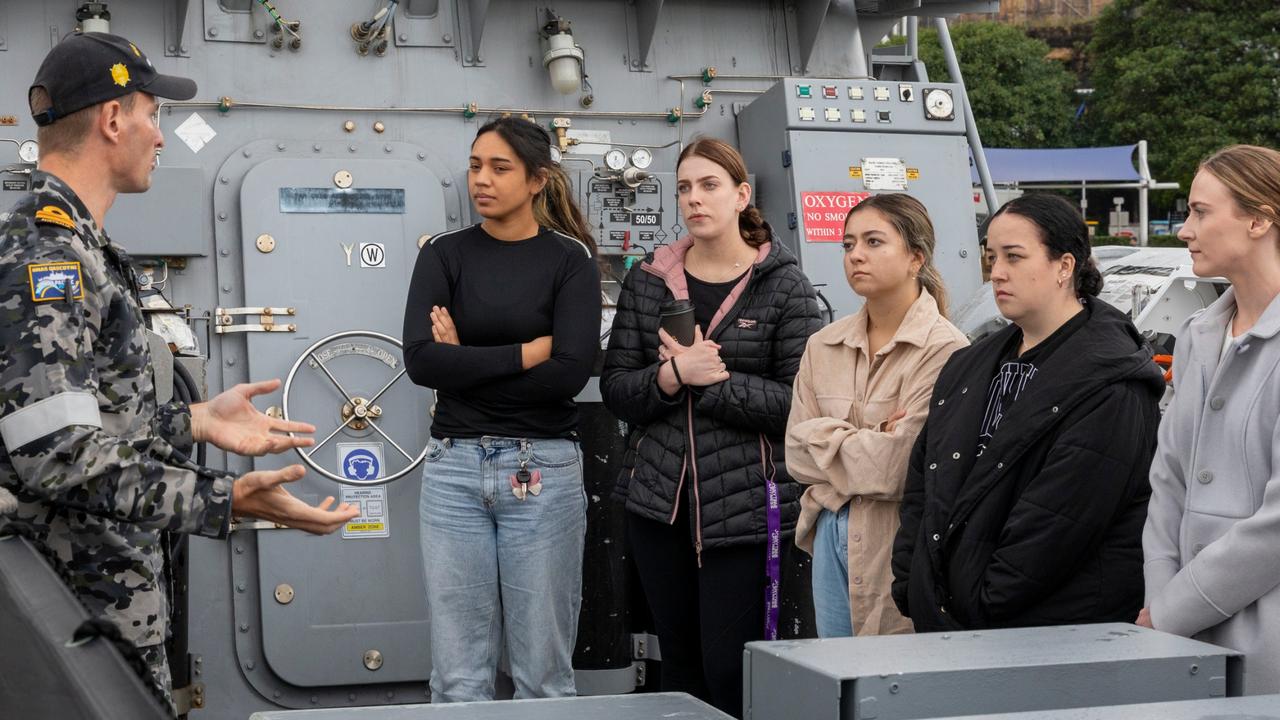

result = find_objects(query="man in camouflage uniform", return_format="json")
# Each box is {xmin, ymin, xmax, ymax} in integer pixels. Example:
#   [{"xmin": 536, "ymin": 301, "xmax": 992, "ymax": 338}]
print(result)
[{"xmin": 0, "ymin": 32, "xmax": 359, "ymax": 712}]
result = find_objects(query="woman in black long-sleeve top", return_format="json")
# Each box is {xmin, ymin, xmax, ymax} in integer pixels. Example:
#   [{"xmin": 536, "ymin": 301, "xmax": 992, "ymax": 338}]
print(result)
[
  {"xmin": 601, "ymin": 137, "xmax": 821, "ymax": 717},
  {"xmin": 402, "ymin": 117, "xmax": 601, "ymax": 703}
]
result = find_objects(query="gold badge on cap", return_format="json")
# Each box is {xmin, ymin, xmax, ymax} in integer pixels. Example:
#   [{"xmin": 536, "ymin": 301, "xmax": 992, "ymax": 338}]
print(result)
[{"xmin": 110, "ymin": 62, "xmax": 130, "ymax": 88}]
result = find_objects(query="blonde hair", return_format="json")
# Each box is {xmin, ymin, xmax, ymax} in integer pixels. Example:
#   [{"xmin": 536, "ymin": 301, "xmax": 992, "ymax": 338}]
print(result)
[
  {"xmin": 1199, "ymin": 144, "xmax": 1280, "ymax": 229},
  {"xmin": 29, "ymin": 86, "xmax": 135, "ymax": 156},
  {"xmin": 845, "ymin": 194, "xmax": 950, "ymax": 318}
]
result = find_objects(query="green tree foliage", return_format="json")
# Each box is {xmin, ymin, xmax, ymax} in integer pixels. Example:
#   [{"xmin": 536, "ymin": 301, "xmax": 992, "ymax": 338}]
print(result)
[
  {"xmin": 1087, "ymin": 1, "xmax": 1280, "ymax": 190},
  {"xmin": 908, "ymin": 22, "xmax": 1078, "ymax": 148}
]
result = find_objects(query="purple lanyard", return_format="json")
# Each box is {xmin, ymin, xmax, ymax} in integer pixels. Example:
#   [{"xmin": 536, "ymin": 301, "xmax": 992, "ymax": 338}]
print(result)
[{"xmin": 762, "ymin": 437, "xmax": 781, "ymax": 641}]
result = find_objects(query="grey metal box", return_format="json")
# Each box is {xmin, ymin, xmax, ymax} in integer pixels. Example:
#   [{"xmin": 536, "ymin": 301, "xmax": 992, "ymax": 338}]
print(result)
[
  {"xmin": 109, "ymin": 166, "xmax": 206, "ymax": 256},
  {"xmin": 929, "ymin": 694, "xmax": 1280, "ymax": 719},
  {"xmin": 736, "ymin": 78, "xmax": 983, "ymax": 323},
  {"xmin": 249, "ymin": 692, "xmax": 733, "ymax": 719},
  {"xmin": 743, "ymin": 624, "xmax": 1243, "ymax": 720}
]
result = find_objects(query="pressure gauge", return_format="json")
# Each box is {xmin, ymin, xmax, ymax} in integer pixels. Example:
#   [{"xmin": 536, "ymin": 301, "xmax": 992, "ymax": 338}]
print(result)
[
  {"xmin": 17, "ymin": 140, "xmax": 38, "ymax": 164},
  {"xmin": 630, "ymin": 147, "xmax": 654, "ymax": 170},
  {"xmin": 603, "ymin": 148, "xmax": 628, "ymax": 171},
  {"xmin": 549, "ymin": 145, "xmax": 563, "ymax": 165},
  {"xmin": 923, "ymin": 88, "xmax": 955, "ymax": 121}
]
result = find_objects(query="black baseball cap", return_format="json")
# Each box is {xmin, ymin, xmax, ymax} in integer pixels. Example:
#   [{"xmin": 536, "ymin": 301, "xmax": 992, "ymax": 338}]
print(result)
[{"xmin": 30, "ymin": 32, "xmax": 197, "ymax": 126}]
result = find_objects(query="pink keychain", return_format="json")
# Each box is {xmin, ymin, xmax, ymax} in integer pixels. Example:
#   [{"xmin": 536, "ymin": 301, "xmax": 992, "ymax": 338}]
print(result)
[{"xmin": 510, "ymin": 468, "xmax": 543, "ymax": 500}]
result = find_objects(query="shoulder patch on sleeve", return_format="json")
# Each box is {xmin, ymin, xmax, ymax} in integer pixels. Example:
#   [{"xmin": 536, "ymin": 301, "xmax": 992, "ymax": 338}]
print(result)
[
  {"xmin": 28, "ymin": 261, "xmax": 85, "ymax": 302},
  {"xmin": 34, "ymin": 205, "xmax": 76, "ymax": 230}
]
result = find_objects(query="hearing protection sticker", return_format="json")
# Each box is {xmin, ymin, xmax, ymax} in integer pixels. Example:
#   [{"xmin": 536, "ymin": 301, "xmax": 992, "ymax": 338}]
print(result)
[{"xmin": 338, "ymin": 443, "xmax": 390, "ymax": 539}]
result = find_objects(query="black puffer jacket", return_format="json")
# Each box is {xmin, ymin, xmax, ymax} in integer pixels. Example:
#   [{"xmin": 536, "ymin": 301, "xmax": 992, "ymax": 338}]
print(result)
[
  {"xmin": 891, "ymin": 298, "xmax": 1164, "ymax": 632},
  {"xmin": 602, "ymin": 237, "xmax": 821, "ymax": 550}
]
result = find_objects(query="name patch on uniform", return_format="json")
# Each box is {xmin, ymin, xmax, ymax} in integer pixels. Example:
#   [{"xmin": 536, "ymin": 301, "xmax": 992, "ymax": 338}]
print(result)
[
  {"xmin": 28, "ymin": 261, "xmax": 85, "ymax": 302},
  {"xmin": 34, "ymin": 205, "xmax": 75, "ymax": 229}
]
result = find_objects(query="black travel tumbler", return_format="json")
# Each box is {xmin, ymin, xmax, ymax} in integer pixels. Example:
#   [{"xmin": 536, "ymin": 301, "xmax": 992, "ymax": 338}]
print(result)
[{"xmin": 659, "ymin": 299, "xmax": 697, "ymax": 346}]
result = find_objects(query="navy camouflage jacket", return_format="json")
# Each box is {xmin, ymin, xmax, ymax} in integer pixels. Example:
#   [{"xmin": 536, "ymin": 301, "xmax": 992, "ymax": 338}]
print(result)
[{"xmin": 0, "ymin": 170, "xmax": 232, "ymax": 648}]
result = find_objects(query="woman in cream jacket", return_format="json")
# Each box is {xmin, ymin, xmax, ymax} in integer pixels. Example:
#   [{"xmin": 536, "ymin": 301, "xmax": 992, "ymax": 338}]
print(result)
[{"xmin": 786, "ymin": 194, "xmax": 967, "ymax": 637}]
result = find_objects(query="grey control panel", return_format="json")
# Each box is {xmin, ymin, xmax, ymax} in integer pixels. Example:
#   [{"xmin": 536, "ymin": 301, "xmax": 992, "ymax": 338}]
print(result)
[{"xmin": 770, "ymin": 78, "xmax": 965, "ymax": 133}]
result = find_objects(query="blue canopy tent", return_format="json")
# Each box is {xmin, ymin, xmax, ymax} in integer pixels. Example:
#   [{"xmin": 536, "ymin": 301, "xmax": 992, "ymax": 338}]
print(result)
[{"xmin": 969, "ymin": 141, "xmax": 1179, "ymax": 245}]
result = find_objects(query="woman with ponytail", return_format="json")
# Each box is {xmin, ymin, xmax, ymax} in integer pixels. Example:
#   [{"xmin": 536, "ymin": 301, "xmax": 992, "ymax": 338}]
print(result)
[
  {"xmin": 1141, "ymin": 145, "xmax": 1280, "ymax": 693},
  {"xmin": 402, "ymin": 116, "xmax": 600, "ymax": 702},
  {"xmin": 891, "ymin": 192, "xmax": 1163, "ymax": 633},
  {"xmin": 786, "ymin": 194, "xmax": 967, "ymax": 638},
  {"xmin": 601, "ymin": 136, "xmax": 821, "ymax": 717}
]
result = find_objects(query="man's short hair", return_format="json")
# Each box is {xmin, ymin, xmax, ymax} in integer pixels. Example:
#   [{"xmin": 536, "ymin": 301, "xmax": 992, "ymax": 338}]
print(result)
[{"xmin": 29, "ymin": 86, "xmax": 135, "ymax": 156}]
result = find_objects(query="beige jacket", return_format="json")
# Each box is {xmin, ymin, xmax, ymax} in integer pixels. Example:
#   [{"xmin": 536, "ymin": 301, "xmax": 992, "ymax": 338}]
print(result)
[{"xmin": 786, "ymin": 289, "xmax": 967, "ymax": 635}]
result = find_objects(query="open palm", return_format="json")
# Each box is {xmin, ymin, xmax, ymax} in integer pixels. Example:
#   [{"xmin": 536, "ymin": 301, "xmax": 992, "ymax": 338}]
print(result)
[{"xmin": 194, "ymin": 379, "xmax": 316, "ymax": 456}]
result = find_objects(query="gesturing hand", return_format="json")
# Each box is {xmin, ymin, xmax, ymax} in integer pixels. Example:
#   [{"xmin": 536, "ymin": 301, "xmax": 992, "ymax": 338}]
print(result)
[
  {"xmin": 660, "ymin": 326, "xmax": 730, "ymax": 387},
  {"xmin": 192, "ymin": 379, "xmax": 316, "ymax": 457},
  {"xmin": 431, "ymin": 305, "xmax": 460, "ymax": 345},
  {"xmin": 232, "ymin": 464, "xmax": 359, "ymax": 535},
  {"xmin": 1135, "ymin": 607, "xmax": 1154, "ymax": 628}
]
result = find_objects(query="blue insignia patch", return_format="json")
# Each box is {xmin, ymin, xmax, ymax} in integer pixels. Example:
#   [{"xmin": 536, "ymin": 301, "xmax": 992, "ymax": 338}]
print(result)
[{"xmin": 28, "ymin": 261, "xmax": 85, "ymax": 302}]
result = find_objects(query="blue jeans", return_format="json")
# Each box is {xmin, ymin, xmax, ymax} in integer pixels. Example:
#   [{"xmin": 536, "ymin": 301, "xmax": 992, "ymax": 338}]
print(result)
[
  {"xmin": 419, "ymin": 436, "xmax": 586, "ymax": 702},
  {"xmin": 811, "ymin": 505, "xmax": 853, "ymax": 637}
]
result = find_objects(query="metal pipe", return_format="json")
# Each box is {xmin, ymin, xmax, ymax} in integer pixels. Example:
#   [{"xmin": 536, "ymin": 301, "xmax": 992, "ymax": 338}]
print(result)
[
  {"xmin": 934, "ymin": 18, "xmax": 999, "ymax": 218},
  {"xmin": 1006, "ymin": 182, "xmax": 1180, "ymax": 190},
  {"xmin": 703, "ymin": 88, "xmax": 766, "ymax": 95},
  {"xmin": 601, "ymin": 139, "xmax": 683, "ymax": 150},
  {"xmin": 907, "ymin": 15, "xmax": 919, "ymax": 61},
  {"xmin": 1137, "ymin": 139, "xmax": 1153, "ymax": 247},
  {"xmin": 666, "ymin": 73, "xmax": 875, "ymax": 81},
  {"xmin": 159, "ymin": 99, "xmax": 707, "ymax": 122}
]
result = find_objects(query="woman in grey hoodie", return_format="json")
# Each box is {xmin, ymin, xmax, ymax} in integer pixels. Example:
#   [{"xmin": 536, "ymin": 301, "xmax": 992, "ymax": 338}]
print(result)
[{"xmin": 1141, "ymin": 144, "xmax": 1280, "ymax": 694}]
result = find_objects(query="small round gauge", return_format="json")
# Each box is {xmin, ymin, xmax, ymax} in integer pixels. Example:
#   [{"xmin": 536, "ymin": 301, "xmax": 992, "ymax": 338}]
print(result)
[
  {"xmin": 923, "ymin": 88, "xmax": 955, "ymax": 120},
  {"xmin": 18, "ymin": 140, "xmax": 39, "ymax": 164},
  {"xmin": 549, "ymin": 145, "xmax": 563, "ymax": 165},
  {"xmin": 630, "ymin": 147, "xmax": 654, "ymax": 170},
  {"xmin": 603, "ymin": 148, "xmax": 628, "ymax": 171}
]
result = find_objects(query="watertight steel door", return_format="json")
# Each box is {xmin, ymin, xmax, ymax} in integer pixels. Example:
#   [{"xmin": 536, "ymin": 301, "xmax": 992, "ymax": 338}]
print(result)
[{"xmin": 238, "ymin": 151, "xmax": 445, "ymax": 687}]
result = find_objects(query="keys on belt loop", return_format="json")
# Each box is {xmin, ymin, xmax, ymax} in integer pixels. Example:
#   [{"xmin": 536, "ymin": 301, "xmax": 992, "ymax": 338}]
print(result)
[{"xmin": 511, "ymin": 441, "xmax": 542, "ymax": 500}]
